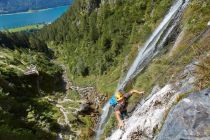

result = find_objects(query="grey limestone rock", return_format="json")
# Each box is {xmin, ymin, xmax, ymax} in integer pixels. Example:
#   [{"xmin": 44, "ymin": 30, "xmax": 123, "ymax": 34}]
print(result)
[{"xmin": 157, "ymin": 88, "xmax": 210, "ymax": 140}]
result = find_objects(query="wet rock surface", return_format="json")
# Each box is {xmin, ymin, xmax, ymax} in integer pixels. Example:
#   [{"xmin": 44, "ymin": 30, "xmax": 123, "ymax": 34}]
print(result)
[{"xmin": 157, "ymin": 88, "xmax": 210, "ymax": 140}]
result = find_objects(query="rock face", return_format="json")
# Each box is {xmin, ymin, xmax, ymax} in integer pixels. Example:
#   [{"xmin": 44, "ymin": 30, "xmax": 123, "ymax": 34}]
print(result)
[
  {"xmin": 107, "ymin": 62, "xmax": 197, "ymax": 140},
  {"xmin": 107, "ymin": 85, "xmax": 181, "ymax": 140},
  {"xmin": 157, "ymin": 88, "xmax": 210, "ymax": 140}
]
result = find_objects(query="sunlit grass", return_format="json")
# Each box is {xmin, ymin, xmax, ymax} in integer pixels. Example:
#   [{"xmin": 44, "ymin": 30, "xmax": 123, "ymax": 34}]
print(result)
[{"xmin": 6, "ymin": 24, "xmax": 44, "ymax": 32}]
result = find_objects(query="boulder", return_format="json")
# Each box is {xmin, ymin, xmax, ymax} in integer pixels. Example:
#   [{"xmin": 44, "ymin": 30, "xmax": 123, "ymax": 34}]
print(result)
[
  {"xmin": 77, "ymin": 102, "xmax": 94, "ymax": 115},
  {"xmin": 157, "ymin": 88, "xmax": 210, "ymax": 140}
]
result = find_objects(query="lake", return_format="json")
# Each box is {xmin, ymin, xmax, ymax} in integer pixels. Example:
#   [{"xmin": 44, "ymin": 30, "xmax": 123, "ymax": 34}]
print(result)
[{"xmin": 0, "ymin": 5, "xmax": 70, "ymax": 30}]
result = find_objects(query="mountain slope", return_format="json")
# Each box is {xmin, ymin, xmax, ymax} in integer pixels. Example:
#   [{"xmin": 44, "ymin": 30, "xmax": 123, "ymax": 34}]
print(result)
[
  {"xmin": 36, "ymin": 0, "xmax": 177, "ymax": 138},
  {"xmin": 37, "ymin": 0, "xmax": 210, "ymax": 139},
  {"xmin": 0, "ymin": 32, "xmax": 64, "ymax": 140},
  {"xmin": 1, "ymin": 0, "xmax": 209, "ymax": 139},
  {"xmin": 38, "ymin": 0, "xmax": 173, "ymax": 87}
]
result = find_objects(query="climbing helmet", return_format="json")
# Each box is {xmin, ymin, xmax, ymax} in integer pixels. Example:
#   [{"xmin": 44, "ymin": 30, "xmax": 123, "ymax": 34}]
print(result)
[{"xmin": 115, "ymin": 91, "xmax": 124, "ymax": 101}]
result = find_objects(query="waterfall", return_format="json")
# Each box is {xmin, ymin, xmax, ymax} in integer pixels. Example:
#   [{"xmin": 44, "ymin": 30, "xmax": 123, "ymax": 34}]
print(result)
[
  {"xmin": 95, "ymin": 102, "xmax": 112, "ymax": 139},
  {"xmin": 95, "ymin": 0, "xmax": 189, "ymax": 139},
  {"xmin": 119, "ymin": 0, "xmax": 188, "ymax": 89}
]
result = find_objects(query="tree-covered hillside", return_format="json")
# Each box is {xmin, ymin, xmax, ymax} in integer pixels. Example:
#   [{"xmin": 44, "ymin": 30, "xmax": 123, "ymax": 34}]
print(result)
[
  {"xmin": 0, "ymin": 32, "xmax": 64, "ymax": 140},
  {"xmin": 39, "ymin": 0, "xmax": 173, "ymax": 80}
]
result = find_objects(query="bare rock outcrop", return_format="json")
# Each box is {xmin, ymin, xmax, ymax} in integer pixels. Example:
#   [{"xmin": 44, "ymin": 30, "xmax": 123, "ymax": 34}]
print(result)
[
  {"xmin": 157, "ymin": 88, "xmax": 210, "ymax": 140},
  {"xmin": 107, "ymin": 85, "xmax": 181, "ymax": 140},
  {"xmin": 107, "ymin": 61, "xmax": 197, "ymax": 140}
]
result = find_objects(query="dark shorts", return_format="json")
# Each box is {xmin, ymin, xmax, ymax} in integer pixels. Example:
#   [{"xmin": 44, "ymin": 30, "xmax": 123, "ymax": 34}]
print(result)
[{"xmin": 120, "ymin": 110, "xmax": 128, "ymax": 120}]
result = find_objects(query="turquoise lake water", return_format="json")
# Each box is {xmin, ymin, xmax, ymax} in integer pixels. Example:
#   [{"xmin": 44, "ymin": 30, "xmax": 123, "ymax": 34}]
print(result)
[{"xmin": 0, "ymin": 5, "xmax": 70, "ymax": 30}]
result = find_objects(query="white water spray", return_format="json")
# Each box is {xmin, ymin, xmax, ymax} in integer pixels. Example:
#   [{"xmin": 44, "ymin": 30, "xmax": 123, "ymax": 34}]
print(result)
[
  {"xmin": 95, "ymin": 102, "xmax": 111, "ymax": 139},
  {"xmin": 95, "ymin": 0, "xmax": 188, "ymax": 139},
  {"xmin": 119, "ymin": 0, "xmax": 184, "ymax": 89}
]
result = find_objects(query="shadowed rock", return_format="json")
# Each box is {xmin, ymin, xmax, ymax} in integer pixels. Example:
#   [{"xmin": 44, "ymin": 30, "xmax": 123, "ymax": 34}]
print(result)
[
  {"xmin": 77, "ymin": 102, "xmax": 94, "ymax": 115},
  {"xmin": 157, "ymin": 88, "xmax": 210, "ymax": 140}
]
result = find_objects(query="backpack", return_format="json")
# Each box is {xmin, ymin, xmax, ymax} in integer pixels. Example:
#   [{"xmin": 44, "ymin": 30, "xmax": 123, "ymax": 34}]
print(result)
[{"xmin": 109, "ymin": 95, "xmax": 118, "ymax": 107}]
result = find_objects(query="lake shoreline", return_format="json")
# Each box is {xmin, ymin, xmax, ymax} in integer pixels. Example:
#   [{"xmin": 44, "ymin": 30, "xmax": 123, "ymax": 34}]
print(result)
[
  {"xmin": 0, "ymin": 5, "xmax": 70, "ymax": 16},
  {"xmin": 0, "ymin": 5, "xmax": 69, "ymax": 30}
]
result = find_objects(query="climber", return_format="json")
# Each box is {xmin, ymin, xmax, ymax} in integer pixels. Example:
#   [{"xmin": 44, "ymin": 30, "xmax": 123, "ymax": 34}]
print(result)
[{"xmin": 109, "ymin": 89, "xmax": 144, "ymax": 128}]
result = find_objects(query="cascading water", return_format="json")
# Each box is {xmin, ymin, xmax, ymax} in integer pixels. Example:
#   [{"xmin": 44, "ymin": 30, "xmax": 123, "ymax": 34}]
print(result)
[
  {"xmin": 95, "ymin": 102, "xmax": 112, "ymax": 139},
  {"xmin": 95, "ymin": 0, "xmax": 189, "ymax": 139},
  {"xmin": 120, "ymin": 0, "xmax": 188, "ymax": 89}
]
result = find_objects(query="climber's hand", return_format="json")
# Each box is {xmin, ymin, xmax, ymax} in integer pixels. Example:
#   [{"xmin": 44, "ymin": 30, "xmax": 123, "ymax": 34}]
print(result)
[
  {"xmin": 118, "ymin": 120, "xmax": 124, "ymax": 129},
  {"xmin": 137, "ymin": 91, "xmax": 145, "ymax": 94},
  {"xmin": 131, "ymin": 89, "xmax": 144, "ymax": 94}
]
